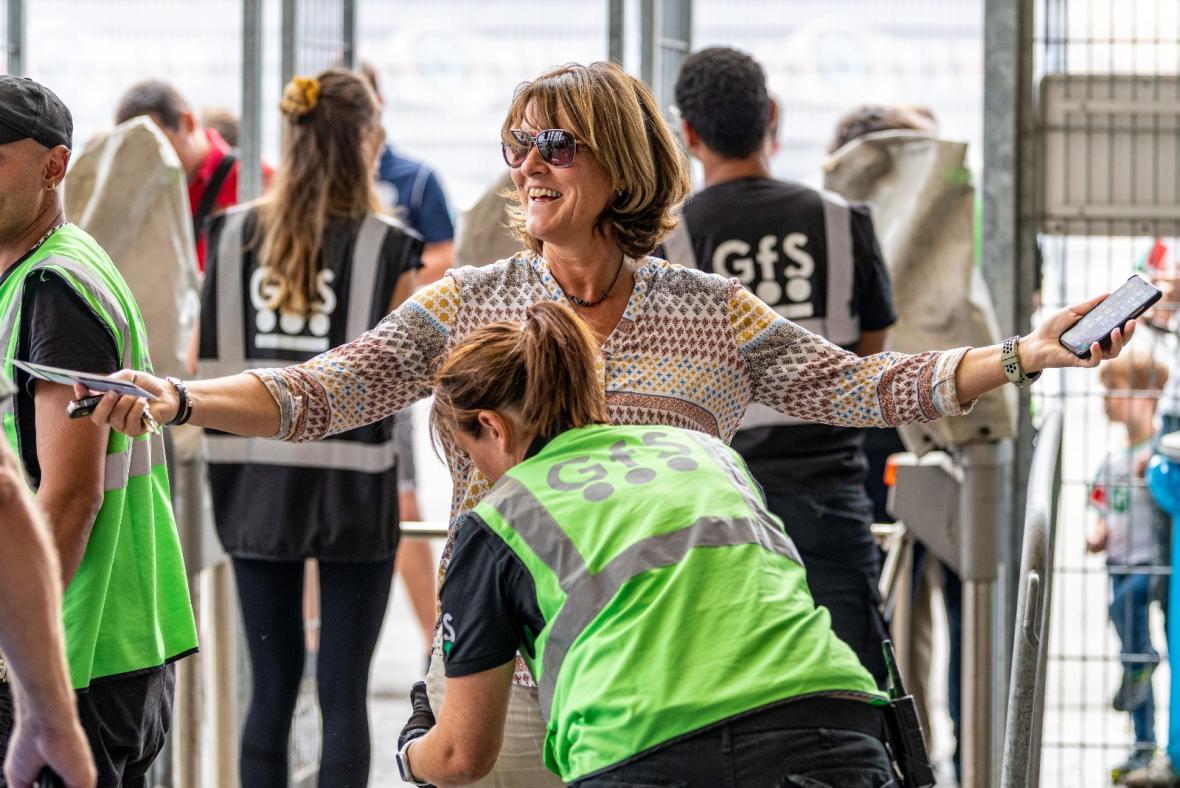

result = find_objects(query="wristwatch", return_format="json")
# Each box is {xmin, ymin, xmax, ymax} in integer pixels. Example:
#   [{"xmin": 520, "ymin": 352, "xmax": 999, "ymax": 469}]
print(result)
[
  {"xmin": 1001, "ymin": 335, "xmax": 1041, "ymax": 388},
  {"xmin": 396, "ymin": 738, "xmax": 431, "ymax": 786}
]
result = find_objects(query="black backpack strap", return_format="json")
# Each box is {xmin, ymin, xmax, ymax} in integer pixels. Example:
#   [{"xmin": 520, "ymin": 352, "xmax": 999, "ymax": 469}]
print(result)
[{"xmin": 193, "ymin": 152, "xmax": 238, "ymax": 242}]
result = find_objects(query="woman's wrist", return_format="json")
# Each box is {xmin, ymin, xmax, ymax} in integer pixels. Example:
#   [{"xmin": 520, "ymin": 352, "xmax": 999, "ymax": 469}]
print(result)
[
  {"xmin": 154, "ymin": 379, "xmax": 181, "ymax": 424},
  {"xmin": 164, "ymin": 377, "xmax": 192, "ymax": 426},
  {"xmin": 1017, "ymin": 334, "xmax": 1044, "ymax": 374}
]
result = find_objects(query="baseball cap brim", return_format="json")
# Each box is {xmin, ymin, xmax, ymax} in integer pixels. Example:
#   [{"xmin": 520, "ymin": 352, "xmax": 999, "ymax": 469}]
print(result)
[{"xmin": 0, "ymin": 118, "xmax": 27, "ymax": 146}]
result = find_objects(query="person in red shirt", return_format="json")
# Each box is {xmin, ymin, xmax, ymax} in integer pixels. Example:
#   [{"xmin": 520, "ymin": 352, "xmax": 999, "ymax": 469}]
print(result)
[{"xmin": 115, "ymin": 81, "xmax": 273, "ymax": 271}]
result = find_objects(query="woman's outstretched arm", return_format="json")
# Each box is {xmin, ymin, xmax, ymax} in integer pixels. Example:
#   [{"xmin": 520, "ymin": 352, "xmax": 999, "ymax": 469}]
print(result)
[
  {"xmin": 738, "ymin": 286, "xmax": 1131, "ymax": 428},
  {"xmin": 83, "ymin": 276, "xmax": 459, "ymax": 440}
]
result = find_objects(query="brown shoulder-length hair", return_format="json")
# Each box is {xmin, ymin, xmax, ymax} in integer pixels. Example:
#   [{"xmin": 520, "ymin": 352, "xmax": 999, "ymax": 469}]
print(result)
[
  {"xmin": 499, "ymin": 62, "xmax": 691, "ymax": 260},
  {"xmin": 431, "ymin": 301, "xmax": 610, "ymax": 453},
  {"xmin": 255, "ymin": 68, "xmax": 383, "ymax": 315}
]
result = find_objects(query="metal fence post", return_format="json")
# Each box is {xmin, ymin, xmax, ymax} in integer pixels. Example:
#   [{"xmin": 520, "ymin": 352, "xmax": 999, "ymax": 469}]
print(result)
[
  {"xmin": 637, "ymin": 0, "xmax": 690, "ymax": 124},
  {"xmin": 959, "ymin": 440, "xmax": 1015, "ymax": 788},
  {"xmin": 983, "ymin": 2, "xmax": 1037, "ymax": 783},
  {"xmin": 241, "ymin": 0, "xmax": 264, "ymax": 202},
  {"xmin": 5, "ymin": 0, "xmax": 23, "ymax": 75},
  {"xmin": 281, "ymin": 0, "xmax": 298, "ymax": 88},
  {"xmin": 607, "ymin": 0, "xmax": 624, "ymax": 65},
  {"xmin": 341, "ymin": 0, "xmax": 357, "ymax": 69}
]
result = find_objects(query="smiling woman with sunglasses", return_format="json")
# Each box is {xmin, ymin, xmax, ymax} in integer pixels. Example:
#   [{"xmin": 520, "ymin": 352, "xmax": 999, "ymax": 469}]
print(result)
[{"xmin": 81, "ymin": 60, "xmax": 1134, "ymax": 787}]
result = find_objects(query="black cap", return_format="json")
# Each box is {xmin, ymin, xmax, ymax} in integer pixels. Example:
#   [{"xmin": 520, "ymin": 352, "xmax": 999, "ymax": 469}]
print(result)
[{"xmin": 0, "ymin": 76, "xmax": 73, "ymax": 150}]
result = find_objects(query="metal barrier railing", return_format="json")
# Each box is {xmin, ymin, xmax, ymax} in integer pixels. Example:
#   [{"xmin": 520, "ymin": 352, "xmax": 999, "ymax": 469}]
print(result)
[
  {"xmin": 400, "ymin": 520, "xmax": 452, "ymax": 539},
  {"xmin": 1002, "ymin": 407, "xmax": 1063, "ymax": 788}
]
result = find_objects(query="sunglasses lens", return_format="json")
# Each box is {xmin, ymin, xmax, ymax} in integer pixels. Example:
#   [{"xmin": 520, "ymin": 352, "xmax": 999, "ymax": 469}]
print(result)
[
  {"xmin": 502, "ymin": 130, "xmax": 533, "ymax": 168},
  {"xmin": 538, "ymin": 130, "xmax": 575, "ymax": 167},
  {"xmin": 502, "ymin": 142, "xmax": 527, "ymax": 168}
]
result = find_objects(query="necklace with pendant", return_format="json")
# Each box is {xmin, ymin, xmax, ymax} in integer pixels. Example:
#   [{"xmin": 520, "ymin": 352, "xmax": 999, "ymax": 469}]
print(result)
[{"xmin": 555, "ymin": 256, "xmax": 625, "ymax": 308}]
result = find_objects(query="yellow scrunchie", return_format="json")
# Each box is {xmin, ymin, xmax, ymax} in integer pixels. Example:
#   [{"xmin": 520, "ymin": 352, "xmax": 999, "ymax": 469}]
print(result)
[{"xmin": 280, "ymin": 75, "xmax": 320, "ymax": 118}]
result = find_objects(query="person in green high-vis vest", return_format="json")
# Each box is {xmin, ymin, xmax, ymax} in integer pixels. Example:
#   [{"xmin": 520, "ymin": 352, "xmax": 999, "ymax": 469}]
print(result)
[
  {"xmin": 0, "ymin": 76, "xmax": 197, "ymax": 788},
  {"xmin": 394, "ymin": 300, "xmax": 897, "ymax": 787}
]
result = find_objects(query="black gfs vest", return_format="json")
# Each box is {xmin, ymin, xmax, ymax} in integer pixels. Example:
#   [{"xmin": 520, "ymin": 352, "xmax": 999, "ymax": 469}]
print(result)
[
  {"xmin": 665, "ymin": 189, "xmax": 858, "ymax": 431},
  {"xmin": 199, "ymin": 206, "xmax": 413, "ymax": 560}
]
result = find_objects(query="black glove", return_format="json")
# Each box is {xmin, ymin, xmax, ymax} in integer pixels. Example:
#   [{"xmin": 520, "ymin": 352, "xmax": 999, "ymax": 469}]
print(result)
[
  {"xmin": 34, "ymin": 769, "xmax": 65, "ymax": 788},
  {"xmin": 398, "ymin": 681, "xmax": 437, "ymax": 750}
]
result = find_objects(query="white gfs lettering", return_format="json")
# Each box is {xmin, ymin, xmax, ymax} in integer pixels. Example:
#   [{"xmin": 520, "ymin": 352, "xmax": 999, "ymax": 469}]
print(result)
[
  {"xmin": 711, "ymin": 233, "xmax": 816, "ymax": 319},
  {"xmin": 249, "ymin": 267, "xmax": 337, "ymax": 352}
]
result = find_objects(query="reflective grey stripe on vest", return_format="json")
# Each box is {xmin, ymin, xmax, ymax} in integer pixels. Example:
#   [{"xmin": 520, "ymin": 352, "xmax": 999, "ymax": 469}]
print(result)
[
  {"xmin": 680, "ymin": 430, "xmax": 800, "ymax": 559},
  {"xmin": 483, "ymin": 472, "xmax": 802, "ymax": 721},
  {"xmin": 204, "ymin": 434, "xmax": 398, "ymax": 474},
  {"xmin": 662, "ymin": 220, "xmax": 696, "ymax": 268},
  {"xmin": 740, "ymin": 191, "xmax": 859, "ymax": 431},
  {"xmin": 104, "ymin": 432, "xmax": 167, "ymax": 492},
  {"xmin": 211, "ymin": 207, "xmax": 251, "ymax": 374},
  {"xmin": 204, "ymin": 210, "xmax": 397, "ymax": 471},
  {"xmin": 808, "ymin": 189, "xmax": 858, "ymax": 346},
  {"xmin": 1, "ymin": 253, "xmax": 147, "ymax": 490},
  {"xmin": 0, "ymin": 255, "xmax": 134, "ymax": 370},
  {"xmin": 346, "ymin": 214, "xmax": 392, "ymax": 338}
]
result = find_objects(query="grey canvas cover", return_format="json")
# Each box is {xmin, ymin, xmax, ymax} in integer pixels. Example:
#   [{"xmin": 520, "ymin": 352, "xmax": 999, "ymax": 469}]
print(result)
[{"xmin": 824, "ymin": 131, "xmax": 1016, "ymax": 449}]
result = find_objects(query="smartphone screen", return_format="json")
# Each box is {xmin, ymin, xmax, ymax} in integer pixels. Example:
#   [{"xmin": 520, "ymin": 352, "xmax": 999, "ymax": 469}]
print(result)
[{"xmin": 1059, "ymin": 274, "xmax": 1161, "ymax": 358}]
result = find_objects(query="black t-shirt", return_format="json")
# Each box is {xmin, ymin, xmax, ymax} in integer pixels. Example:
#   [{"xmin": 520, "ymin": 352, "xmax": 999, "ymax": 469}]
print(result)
[
  {"xmin": 0, "ymin": 266, "xmax": 120, "ymax": 487},
  {"xmin": 437, "ymin": 514, "xmax": 545, "ymax": 677},
  {"xmin": 679, "ymin": 177, "xmax": 896, "ymax": 491}
]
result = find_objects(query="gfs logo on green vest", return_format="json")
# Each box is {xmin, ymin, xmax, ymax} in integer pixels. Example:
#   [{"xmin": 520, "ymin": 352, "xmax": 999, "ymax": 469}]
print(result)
[{"xmin": 547, "ymin": 431, "xmax": 699, "ymax": 503}]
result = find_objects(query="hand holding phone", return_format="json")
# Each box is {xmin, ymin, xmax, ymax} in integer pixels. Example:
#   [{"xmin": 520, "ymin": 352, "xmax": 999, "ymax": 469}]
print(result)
[{"xmin": 1059, "ymin": 275, "xmax": 1161, "ymax": 359}]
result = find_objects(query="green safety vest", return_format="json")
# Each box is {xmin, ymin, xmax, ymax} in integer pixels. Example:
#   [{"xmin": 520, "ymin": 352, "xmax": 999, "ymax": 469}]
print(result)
[
  {"xmin": 0, "ymin": 224, "xmax": 197, "ymax": 689},
  {"xmin": 472, "ymin": 424, "xmax": 885, "ymax": 783}
]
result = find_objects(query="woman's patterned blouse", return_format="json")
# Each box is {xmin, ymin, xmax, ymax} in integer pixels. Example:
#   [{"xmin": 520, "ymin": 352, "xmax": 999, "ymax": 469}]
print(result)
[{"xmin": 250, "ymin": 253, "xmax": 973, "ymax": 685}]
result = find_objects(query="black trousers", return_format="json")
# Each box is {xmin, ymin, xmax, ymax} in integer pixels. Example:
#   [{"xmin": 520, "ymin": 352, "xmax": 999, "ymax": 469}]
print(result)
[
  {"xmin": 0, "ymin": 665, "xmax": 175, "ymax": 788},
  {"xmin": 233, "ymin": 556, "xmax": 395, "ymax": 788},
  {"xmin": 571, "ymin": 698, "xmax": 897, "ymax": 788}
]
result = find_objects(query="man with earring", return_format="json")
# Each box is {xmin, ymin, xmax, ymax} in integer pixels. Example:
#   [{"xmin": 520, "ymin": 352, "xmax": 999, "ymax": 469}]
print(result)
[{"xmin": 0, "ymin": 75, "xmax": 196, "ymax": 787}]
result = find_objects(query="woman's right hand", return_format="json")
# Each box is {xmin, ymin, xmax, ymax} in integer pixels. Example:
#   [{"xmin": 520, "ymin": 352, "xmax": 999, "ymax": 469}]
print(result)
[{"xmin": 72, "ymin": 370, "xmax": 178, "ymax": 437}]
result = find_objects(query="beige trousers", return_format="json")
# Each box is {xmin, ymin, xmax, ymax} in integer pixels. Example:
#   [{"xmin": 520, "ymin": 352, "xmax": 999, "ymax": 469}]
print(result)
[{"xmin": 426, "ymin": 651, "xmax": 564, "ymax": 787}]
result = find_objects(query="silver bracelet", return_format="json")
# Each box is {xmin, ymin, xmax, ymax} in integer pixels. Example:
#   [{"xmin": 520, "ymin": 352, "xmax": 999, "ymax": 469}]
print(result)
[{"xmin": 1001, "ymin": 335, "xmax": 1041, "ymax": 388}]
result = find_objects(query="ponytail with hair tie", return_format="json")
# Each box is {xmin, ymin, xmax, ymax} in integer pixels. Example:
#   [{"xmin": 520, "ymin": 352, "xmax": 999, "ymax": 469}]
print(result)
[
  {"xmin": 279, "ymin": 75, "xmax": 321, "ymax": 119},
  {"xmin": 431, "ymin": 302, "xmax": 610, "ymax": 453}
]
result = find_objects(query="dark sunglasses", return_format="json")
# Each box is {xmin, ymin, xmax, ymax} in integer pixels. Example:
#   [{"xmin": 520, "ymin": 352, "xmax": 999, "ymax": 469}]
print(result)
[{"xmin": 501, "ymin": 129, "xmax": 578, "ymax": 168}]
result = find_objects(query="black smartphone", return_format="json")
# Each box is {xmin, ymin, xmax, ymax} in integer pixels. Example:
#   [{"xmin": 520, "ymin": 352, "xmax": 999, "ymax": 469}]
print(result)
[
  {"xmin": 1059, "ymin": 274, "xmax": 1161, "ymax": 359},
  {"xmin": 67, "ymin": 394, "xmax": 104, "ymax": 419}
]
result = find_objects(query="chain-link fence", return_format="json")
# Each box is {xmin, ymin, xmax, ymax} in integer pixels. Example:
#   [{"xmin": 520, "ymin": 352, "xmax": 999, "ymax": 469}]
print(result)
[{"xmin": 1034, "ymin": 0, "xmax": 1180, "ymax": 784}]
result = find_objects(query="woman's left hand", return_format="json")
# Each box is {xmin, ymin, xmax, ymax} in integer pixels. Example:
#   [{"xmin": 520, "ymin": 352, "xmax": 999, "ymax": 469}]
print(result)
[{"xmin": 1020, "ymin": 293, "xmax": 1136, "ymax": 372}]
